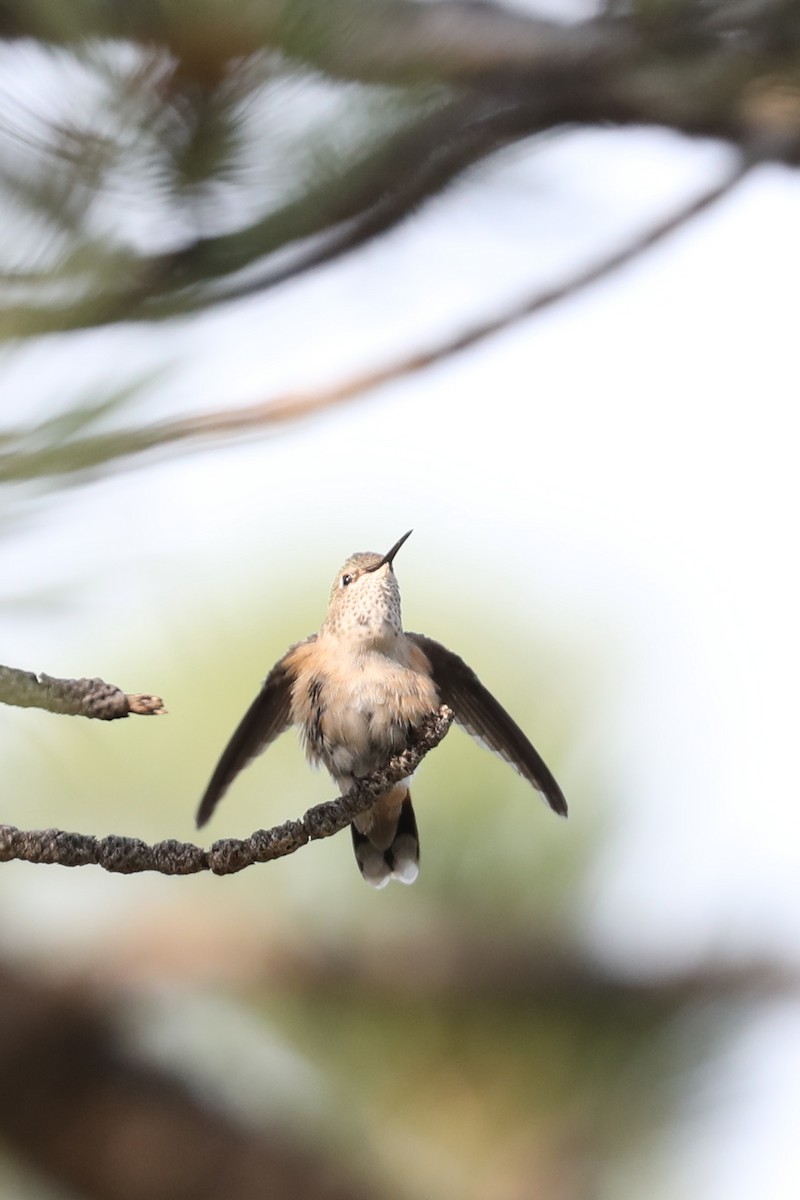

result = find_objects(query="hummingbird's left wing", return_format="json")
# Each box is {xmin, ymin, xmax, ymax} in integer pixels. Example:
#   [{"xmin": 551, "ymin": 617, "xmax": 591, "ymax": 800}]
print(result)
[
  {"xmin": 407, "ymin": 633, "xmax": 567, "ymax": 817},
  {"xmin": 196, "ymin": 640, "xmax": 313, "ymax": 828}
]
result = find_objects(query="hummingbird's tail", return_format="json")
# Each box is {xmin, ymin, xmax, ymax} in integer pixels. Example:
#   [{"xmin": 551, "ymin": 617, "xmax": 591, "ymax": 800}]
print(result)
[{"xmin": 351, "ymin": 785, "xmax": 419, "ymax": 888}]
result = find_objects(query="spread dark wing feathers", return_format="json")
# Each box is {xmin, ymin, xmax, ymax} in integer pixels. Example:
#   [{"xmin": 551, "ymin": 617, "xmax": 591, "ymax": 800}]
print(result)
[
  {"xmin": 407, "ymin": 633, "xmax": 567, "ymax": 817},
  {"xmin": 196, "ymin": 654, "xmax": 295, "ymax": 828}
]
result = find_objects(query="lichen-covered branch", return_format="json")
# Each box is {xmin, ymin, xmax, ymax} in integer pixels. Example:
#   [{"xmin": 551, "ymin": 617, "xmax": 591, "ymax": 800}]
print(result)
[
  {"xmin": 0, "ymin": 664, "xmax": 166, "ymax": 719},
  {"xmin": 0, "ymin": 706, "xmax": 454, "ymax": 875}
]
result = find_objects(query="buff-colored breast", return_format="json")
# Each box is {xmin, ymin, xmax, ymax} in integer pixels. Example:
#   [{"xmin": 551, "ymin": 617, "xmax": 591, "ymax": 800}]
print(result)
[{"xmin": 287, "ymin": 634, "xmax": 439, "ymax": 786}]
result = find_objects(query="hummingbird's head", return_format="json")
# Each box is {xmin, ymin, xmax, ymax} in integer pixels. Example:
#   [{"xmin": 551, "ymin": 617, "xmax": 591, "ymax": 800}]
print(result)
[{"xmin": 324, "ymin": 530, "xmax": 412, "ymax": 643}]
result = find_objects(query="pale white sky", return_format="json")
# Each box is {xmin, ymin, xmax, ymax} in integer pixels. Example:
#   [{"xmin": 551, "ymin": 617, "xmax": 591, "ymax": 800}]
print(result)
[{"xmin": 2, "ymin": 96, "xmax": 799, "ymax": 1200}]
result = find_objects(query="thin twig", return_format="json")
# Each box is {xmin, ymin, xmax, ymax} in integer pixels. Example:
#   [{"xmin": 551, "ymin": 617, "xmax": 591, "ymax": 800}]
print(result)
[
  {"xmin": 0, "ymin": 664, "xmax": 166, "ymax": 719},
  {"xmin": 0, "ymin": 706, "xmax": 454, "ymax": 875},
  {"xmin": 0, "ymin": 155, "xmax": 750, "ymax": 484}
]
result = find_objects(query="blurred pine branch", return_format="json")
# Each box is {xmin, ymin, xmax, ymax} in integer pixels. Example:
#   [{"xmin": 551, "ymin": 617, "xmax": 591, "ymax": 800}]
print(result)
[
  {"xmin": 1, "ymin": 0, "xmax": 799, "ymax": 491},
  {"xmin": 1, "ymin": 0, "xmax": 799, "ymax": 339}
]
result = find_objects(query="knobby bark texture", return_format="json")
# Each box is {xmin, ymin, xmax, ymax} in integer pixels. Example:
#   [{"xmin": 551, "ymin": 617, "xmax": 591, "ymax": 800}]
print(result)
[
  {"xmin": 0, "ymin": 664, "xmax": 166, "ymax": 718},
  {"xmin": 0, "ymin": 706, "xmax": 454, "ymax": 875}
]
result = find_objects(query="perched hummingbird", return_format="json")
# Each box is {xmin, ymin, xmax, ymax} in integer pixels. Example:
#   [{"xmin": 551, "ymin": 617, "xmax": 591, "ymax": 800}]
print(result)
[{"xmin": 196, "ymin": 531, "xmax": 567, "ymax": 887}]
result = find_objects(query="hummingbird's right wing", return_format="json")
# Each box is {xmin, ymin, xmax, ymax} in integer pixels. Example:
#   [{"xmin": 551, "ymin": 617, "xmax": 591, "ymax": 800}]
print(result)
[
  {"xmin": 196, "ymin": 638, "xmax": 314, "ymax": 828},
  {"xmin": 407, "ymin": 633, "xmax": 567, "ymax": 817}
]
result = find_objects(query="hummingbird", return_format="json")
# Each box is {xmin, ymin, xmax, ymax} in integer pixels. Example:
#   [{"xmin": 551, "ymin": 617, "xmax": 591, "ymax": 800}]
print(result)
[{"xmin": 196, "ymin": 531, "xmax": 567, "ymax": 887}]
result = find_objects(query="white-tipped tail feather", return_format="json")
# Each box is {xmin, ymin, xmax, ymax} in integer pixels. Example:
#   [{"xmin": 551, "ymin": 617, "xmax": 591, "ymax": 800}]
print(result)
[{"xmin": 351, "ymin": 788, "xmax": 420, "ymax": 888}]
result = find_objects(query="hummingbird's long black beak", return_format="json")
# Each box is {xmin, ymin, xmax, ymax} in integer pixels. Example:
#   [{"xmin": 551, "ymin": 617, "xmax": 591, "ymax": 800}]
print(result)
[{"xmin": 368, "ymin": 529, "xmax": 413, "ymax": 572}]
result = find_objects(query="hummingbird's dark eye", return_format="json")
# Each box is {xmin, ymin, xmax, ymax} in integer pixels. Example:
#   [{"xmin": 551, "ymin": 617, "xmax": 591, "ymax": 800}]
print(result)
[{"xmin": 341, "ymin": 573, "xmax": 353, "ymax": 587}]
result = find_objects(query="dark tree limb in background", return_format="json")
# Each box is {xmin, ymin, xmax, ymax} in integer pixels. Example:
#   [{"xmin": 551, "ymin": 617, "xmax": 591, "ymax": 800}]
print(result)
[
  {"xmin": 0, "ymin": 961, "xmax": 374, "ymax": 1200},
  {"xmin": 261, "ymin": 928, "xmax": 798, "ymax": 1007},
  {"xmin": 0, "ymin": 663, "xmax": 166, "ymax": 718},
  {"xmin": 0, "ymin": 706, "xmax": 454, "ymax": 875},
  {"xmin": 0, "ymin": 1, "xmax": 629, "ymax": 83},
  {"xmin": 0, "ymin": 934, "xmax": 789, "ymax": 1200}
]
